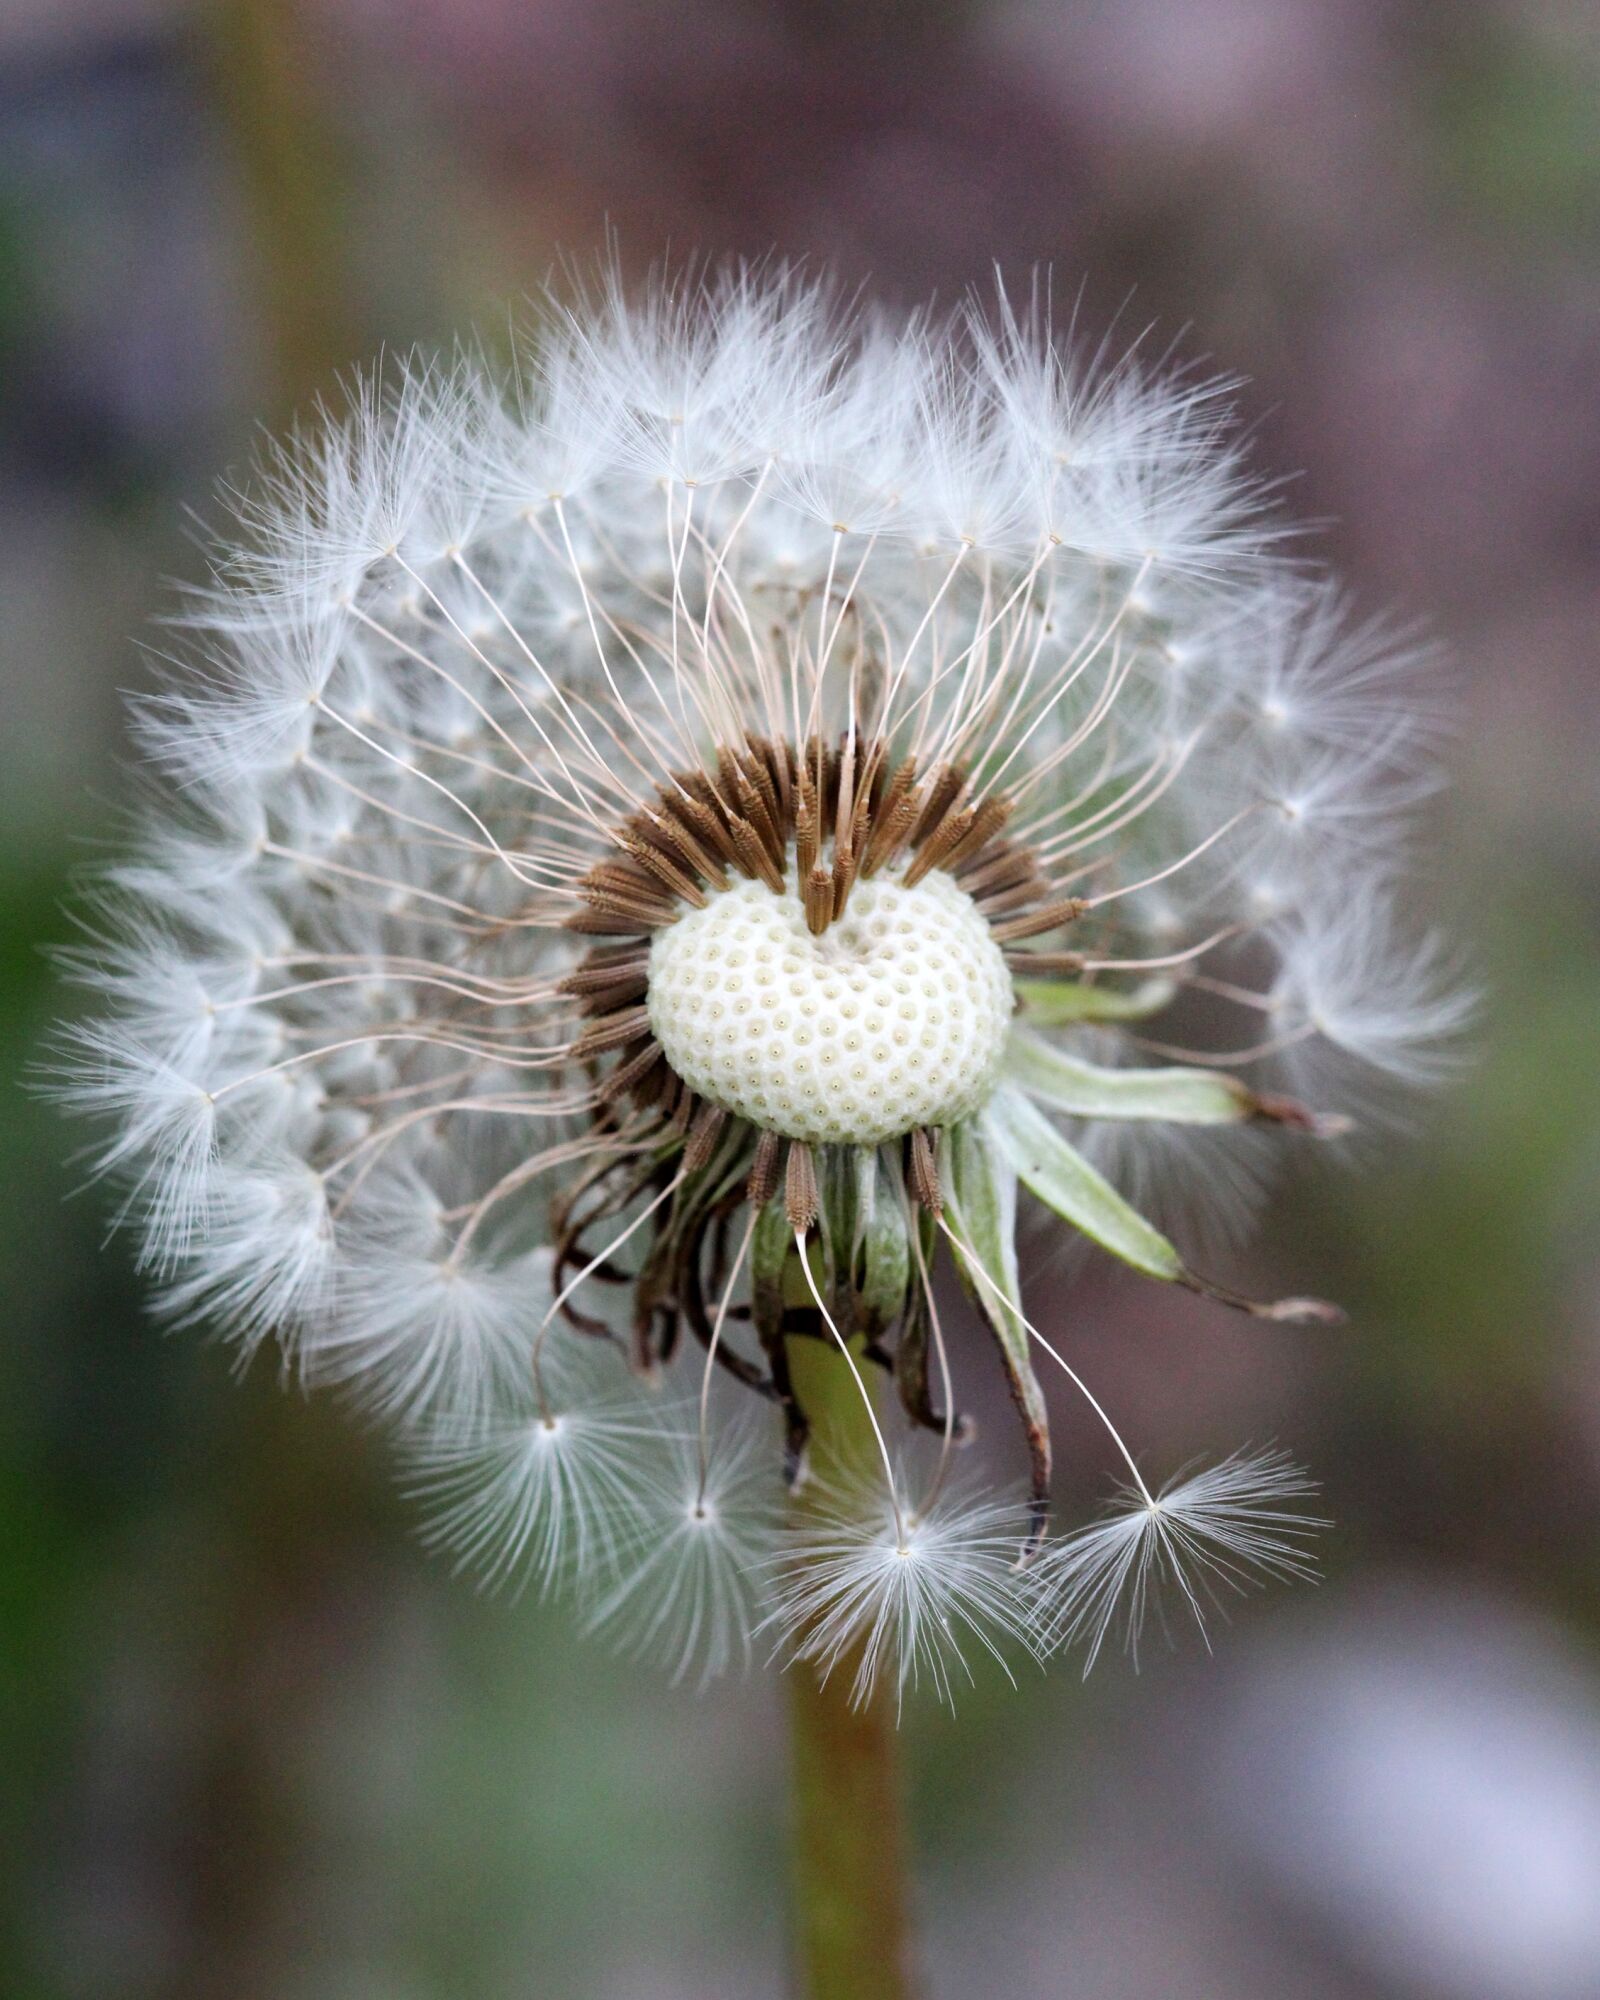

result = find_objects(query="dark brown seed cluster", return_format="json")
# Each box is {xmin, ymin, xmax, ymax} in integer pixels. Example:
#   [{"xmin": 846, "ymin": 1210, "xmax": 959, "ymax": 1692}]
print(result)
[{"xmin": 558, "ymin": 731, "xmax": 1083, "ymax": 1227}]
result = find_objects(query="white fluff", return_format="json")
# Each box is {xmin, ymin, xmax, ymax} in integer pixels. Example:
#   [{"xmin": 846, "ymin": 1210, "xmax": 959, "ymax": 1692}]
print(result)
[
  {"xmin": 763, "ymin": 1480, "xmax": 1043, "ymax": 1710},
  {"xmin": 584, "ymin": 1424, "xmax": 780, "ymax": 1687},
  {"xmin": 1027, "ymin": 1449, "xmax": 1324, "ymax": 1673},
  {"xmin": 404, "ymin": 1376, "xmax": 674, "ymax": 1597},
  {"xmin": 1269, "ymin": 891, "xmax": 1475, "ymax": 1097},
  {"xmin": 48, "ymin": 260, "xmax": 1464, "ymax": 1695}
]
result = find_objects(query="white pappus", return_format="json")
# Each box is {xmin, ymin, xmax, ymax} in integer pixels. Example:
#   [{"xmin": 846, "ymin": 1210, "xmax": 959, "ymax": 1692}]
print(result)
[{"xmin": 48, "ymin": 259, "xmax": 1467, "ymax": 1703}]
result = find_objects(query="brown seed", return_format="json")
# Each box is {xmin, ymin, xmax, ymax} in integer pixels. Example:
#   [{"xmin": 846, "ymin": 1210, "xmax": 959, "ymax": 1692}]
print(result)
[
  {"xmin": 664, "ymin": 790, "xmax": 740, "ymax": 873},
  {"xmin": 830, "ymin": 842, "xmax": 858, "ymax": 921},
  {"xmin": 675, "ymin": 766, "xmax": 723, "ymax": 816},
  {"xmin": 571, "ymin": 972, "xmax": 650, "ymax": 1017},
  {"xmin": 861, "ymin": 779, "xmax": 922, "ymax": 878},
  {"xmin": 734, "ymin": 769, "xmax": 785, "ymax": 869},
  {"xmin": 564, "ymin": 908, "xmax": 653, "ymax": 939},
  {"xmin": 747, "ymin": 1128, "xmax": 782, "ymax": 1207},
  {"xmin": 747, "ymin": 732, "xmax": 793, "ymax": 823},
  {"xmin": 847, "ymin": 771, "xmax": 875, "ymax": 862},
  {"xmin": 904, "ymin": 805, "xmax": 976, "ymax": 887},
  {"xmin": 726, "ymin": 815, "xmax": 785, "ymax": 893},
  {"xmin": 784, "ymin": 1141, "xmax": 820, "ymax": 1234},
  {"xmin": 572, "ymin": 1005, "xmax": 653, "ymax": 1056},
  {"xmin": 581, "ymin": 889, "xmax": 677, "ymax": 929},
  {"xmin": 795, "ymin": 795, "xmax": 819, "ymax": 882},
  {"xmin": 863, "ymin": 755, "xmax": 917, "ymax": 852},
  {"xmin": 598, "ymin": 1038, "xmax": 666, "ymax": 1101},
  {"xmin": 620, "ymin": 833, "xmax": 705, "ymax": 907},
  {"xmin": 908, "ymin": 1126, "xmax": 943, "ymax": 1215},
  {"xmin": 908, "ymin": 763, "xmax": 966, "ymax": 847},
  {"xmin": 683, "ymin": 1102, "xmax": 729, "ymax": 1172},
  {"xmin": 639, "ymin": 806, "xmax": 729, "ymax": 892},
  {"xmin": 587, "ymin": 857, "xmax": 663, "ymax": 897},
  {"xmin": 942, "ymin": 793, "xmax": 1014, "ymax": 872},
  {"xmin": 557, "ymin": 954, "xmax": 649, "ymax": 997},
  {"xmin": 804, "ymin": 865, "xmax": 835, "ymax": 936},
  {"xmin": 738, "ymin": 738, "xmax": 783, "ymax": 834},
  {"xmin": 989, "ymin": 897, "xmax": 1089, "ymax": 943}
]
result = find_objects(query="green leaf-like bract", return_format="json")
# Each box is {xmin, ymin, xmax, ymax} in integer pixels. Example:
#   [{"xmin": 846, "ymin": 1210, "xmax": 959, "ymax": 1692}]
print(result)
[
  {"xmin": 857, "ymin": 1152, "xmax": 912, "ymax": 1340},
  {"xmin": 1011, "ymin": 975, "xmax": 1176, "ymax": 1025},
  {"xmin": 943, "ymin": 1110, "xmax": 1051, "ymax": 1531},
  {"xmin": 986, "ymin": 1085, "xmax": 1185, "ymax": 1283},
  {"xmin": 1002, "ymin": 1025, "xmax": 1250, "ymax": 1125}
]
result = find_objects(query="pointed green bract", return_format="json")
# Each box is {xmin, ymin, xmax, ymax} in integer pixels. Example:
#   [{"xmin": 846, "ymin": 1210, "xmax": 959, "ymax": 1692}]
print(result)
[
  {"xmin": 1012, "ymin": 976, "xmax": 1176, "ymax": 1025},
  {"xmin": 987, "ymin": 1085, "xmax": 1185, "ymax": 1283},
  {"xmin": 943, "ymin": 1111, "xmax": 1051, "ymax": 1510},
  {"xmin": 857, "ymin": 1152, "xmax": 912, "ymax": 1340},
  {"xmin": 752, "ymin": 1186, "xmax": 794, "ymax": 1337},
  {"xmin": 1002, "ymin": 1025, "xmax": 1250, "ymax": 1125}
]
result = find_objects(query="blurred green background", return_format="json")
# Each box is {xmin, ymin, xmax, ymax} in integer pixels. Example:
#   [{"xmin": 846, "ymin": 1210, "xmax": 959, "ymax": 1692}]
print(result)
[{"xmin": 4, "ymin": 3, "xmax": 1599, "ymax": 1995}]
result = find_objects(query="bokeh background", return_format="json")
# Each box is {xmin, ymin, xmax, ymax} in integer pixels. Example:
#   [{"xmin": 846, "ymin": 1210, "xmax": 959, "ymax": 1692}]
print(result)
[{"xmin": 5, "ymin": 2, "xmax": 1600, "ymax": 1995}]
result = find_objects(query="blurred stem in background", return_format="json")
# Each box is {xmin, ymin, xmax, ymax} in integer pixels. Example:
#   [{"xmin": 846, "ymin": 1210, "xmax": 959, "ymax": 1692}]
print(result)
[
  {"xmin": 137, "ymin": 10, "xmax": 391, "ymax": 1994},
  {"xmin": 787, "ymin": 1335, "xmax": 917, "ymax": 2000},
  {"xmin": 200, "ymin": 0, "xmax": 354, "ymax": 415}
]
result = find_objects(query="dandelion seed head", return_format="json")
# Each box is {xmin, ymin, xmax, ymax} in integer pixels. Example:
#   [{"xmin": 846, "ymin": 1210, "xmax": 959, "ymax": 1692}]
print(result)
[{"xmin": 45, "ymin": 258, "xmax": 1466, "ymax": 1699}]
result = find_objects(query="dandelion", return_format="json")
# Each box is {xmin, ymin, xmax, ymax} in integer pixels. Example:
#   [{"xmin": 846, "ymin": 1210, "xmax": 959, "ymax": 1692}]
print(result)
[{"xmin": 52, "ymin": 261, "xmax": 1463, "ymax": 1711}]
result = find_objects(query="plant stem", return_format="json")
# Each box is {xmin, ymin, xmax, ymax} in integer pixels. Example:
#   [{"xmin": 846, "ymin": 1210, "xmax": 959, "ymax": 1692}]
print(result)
[
  {"xmin": 785, "ymin": 1334, "xmax": 918, "ymax": 2000},
  {"xmin": 202, "ymin": 0, "xmax": 355, "ymax": 416}
]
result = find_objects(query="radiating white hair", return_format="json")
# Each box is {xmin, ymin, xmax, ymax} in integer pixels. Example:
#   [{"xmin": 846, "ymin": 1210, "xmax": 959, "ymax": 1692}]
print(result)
[{"xmin": 48, "ymin": 260, "xmax": 1466, "ymax": 1700}]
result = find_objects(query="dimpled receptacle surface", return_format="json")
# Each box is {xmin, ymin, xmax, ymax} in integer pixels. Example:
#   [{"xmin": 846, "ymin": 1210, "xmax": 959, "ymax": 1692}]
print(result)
[{"xmin": 646, "ymin": 869, "xmax": 1014, "ymax": 1146}]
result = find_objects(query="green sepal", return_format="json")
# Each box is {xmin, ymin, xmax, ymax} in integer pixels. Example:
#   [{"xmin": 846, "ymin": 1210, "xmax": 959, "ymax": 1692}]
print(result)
[
  {"xmin": 892, "ymin": 1198, "xmax": 951, "ymax": 1439},
  {"xmin": 987, "ymin": 1084, "xmax": 1184, "ymax": 1283},
  {"xmin": 856, "ymin": 1151, "xmax": 912, "ymax": 1342},
  {"xmin": 751, "ymin": 1187, "xmax": 795, "ymax": 1345},
  {"xmin": 750, "ymin": 1187, "xmax": 809, "ymax": 1482},
  {"xmin": 1012, "ymin": 975, "xmax": 1176, "ymax": 1025},
  {"xmin": 942, "ymin": 1111, "xmax": 1051, "ymax": 1539},
  {"xmin": 1001, "ymin": 1024, "xmax": 1251, "ymax": 1125}
]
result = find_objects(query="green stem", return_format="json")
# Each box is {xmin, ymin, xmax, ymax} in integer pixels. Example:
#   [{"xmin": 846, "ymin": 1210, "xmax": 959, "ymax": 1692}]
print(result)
[
  {"xmin": 786, "ymin": 1334, "xmax": 918, "ymax": 2000},
  {"xmin": 201, "ymin": 0, "xmax": 355, "ymax": 416}
]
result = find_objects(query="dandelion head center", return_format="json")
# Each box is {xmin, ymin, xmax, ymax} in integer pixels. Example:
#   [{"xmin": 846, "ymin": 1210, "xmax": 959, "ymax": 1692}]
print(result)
[{"xmin": 647, "ymin": 869, "xmax": 1012, "ymax": 1146}]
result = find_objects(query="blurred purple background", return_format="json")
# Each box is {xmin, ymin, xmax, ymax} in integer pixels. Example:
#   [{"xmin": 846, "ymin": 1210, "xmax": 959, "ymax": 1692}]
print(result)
[{"xmin": 4, "ymin": 2, "xmax": 1599, "ymax": 1995}]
